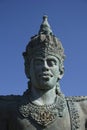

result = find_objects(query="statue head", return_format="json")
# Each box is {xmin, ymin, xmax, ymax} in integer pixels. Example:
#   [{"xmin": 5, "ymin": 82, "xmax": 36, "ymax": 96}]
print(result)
[{"xmin": 23, "ymin": 16, "xmax": 65, "ymax": 93}]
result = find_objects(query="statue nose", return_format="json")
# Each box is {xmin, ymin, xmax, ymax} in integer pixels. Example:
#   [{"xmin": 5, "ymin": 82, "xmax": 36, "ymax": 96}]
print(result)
[
  {"xmin": 42, "ymin": 61, "xmax": 49, "ymax": 71},
  {"xmin": 42, "ymin": 67, "xmax": 49, "ymax": 71}
]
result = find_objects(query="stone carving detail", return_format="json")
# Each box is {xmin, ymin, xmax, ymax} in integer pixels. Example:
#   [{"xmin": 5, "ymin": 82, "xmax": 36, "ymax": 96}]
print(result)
[
  {"xmin": 66, "ymin": 96, "xmax": 87, "ymax": 102},
  {"xmin": 19, "ymin": 96, "xmax": 66, "ymax": 126},
  {"xmin": 67, "ymin": 100, "xmax": 80, "ymax": 130},
  {"xmin": 0, "ymin": 15, "xmax": 87, "ymax": 130}
]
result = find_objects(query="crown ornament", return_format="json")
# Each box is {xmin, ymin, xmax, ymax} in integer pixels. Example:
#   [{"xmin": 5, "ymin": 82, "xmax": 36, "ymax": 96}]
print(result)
[
  {"xmin": 23, "ymin": 16, "xmax": 65, "ymax": 63},
  {"xmin": 38, "ymin": 15, "xmax": 53, "ymax": 35}
]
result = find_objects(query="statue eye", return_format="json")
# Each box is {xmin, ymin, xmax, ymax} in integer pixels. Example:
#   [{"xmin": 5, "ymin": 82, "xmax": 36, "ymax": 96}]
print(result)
[
  {"xmin": 34, "ymin": 59, "xmax": 43, "ymax": 65},
  {"xmin": 47, "ymin": 59, "xmax": 57, "ymax": 67}
]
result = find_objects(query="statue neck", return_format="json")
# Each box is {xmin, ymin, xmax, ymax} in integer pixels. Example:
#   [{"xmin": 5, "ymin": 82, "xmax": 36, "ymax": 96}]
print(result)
[{"xmin": 29, "ymin": 86, "xmax": 57, "ymax": 105}]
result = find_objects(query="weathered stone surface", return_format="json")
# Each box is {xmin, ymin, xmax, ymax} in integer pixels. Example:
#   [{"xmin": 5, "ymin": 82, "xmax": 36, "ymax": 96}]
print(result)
[{"xmin": 0, "ymin": 16, "xmax": 87, "ymax": 130}]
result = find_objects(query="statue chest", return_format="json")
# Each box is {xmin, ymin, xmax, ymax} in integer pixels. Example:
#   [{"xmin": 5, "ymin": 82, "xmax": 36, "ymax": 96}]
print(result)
[
  {"xmin": 16, "ymin": 115, "xmax": 71, "ymax": 130},
  {"xmin": 9, "ymin": 104, "xmax": 85, "ymax": 130},
  {"xmin": 8, "ymin": 98, "xmax": 86, "ymax": 130},
  {"xmin": 1, "ymin": 96, "xmax": 87, "ymax": 130},
  {"xmin": 9, "ymin": 106, "xmax": 71, "ymax": 130}
]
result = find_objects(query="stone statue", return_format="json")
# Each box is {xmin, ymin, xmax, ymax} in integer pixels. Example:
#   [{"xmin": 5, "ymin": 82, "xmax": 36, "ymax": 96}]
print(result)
[{"xmin": 0, "ymin": 15, "xmax": 87, "ymax": 130}]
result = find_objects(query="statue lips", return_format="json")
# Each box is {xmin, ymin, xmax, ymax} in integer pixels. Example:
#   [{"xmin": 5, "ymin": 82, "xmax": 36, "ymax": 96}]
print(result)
[{"xmin": 39, "ymin": 72, "xmax": 53, "ymax": 80}]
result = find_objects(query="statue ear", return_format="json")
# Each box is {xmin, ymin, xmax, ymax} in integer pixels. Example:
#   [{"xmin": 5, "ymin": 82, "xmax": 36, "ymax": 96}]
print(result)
[
  {"xmin": 58, "ymin": 67, "xmax": 64, "ymax": 80},
  {"xmin": 23, "ymin": 52, "xmax": 31, "ymax": 79},
  {"xmin": 25, "ymin": 65, "xmax": 30, "ymax": 79}
]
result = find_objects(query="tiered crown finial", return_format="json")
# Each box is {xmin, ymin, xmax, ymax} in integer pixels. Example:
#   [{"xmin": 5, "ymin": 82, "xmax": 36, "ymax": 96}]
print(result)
[
  {"xmin": 38, "ymin": 15, "xmax": 53, "ymax": 35},
  {"xmin": 23, "ymin": 16, "xmax": 65, "ymax": 61}
]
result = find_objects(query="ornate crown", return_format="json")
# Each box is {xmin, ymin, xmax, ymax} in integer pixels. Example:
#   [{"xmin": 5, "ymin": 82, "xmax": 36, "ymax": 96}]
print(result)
[{"xmin": 23, "ymin": 16, "xmax": 65, "ymax": 62}]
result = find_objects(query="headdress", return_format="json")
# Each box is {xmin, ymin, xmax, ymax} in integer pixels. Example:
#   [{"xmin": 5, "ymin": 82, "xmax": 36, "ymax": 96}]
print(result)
[{"xmin": 23, "ymin": 15, "xmax": 65, "ymax": 63}]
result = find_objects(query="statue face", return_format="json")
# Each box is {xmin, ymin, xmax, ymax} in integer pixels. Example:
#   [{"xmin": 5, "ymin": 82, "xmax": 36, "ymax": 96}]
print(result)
[{"xmin": 29, "ymin": 55, "xmax": 61, "ymax": 90}]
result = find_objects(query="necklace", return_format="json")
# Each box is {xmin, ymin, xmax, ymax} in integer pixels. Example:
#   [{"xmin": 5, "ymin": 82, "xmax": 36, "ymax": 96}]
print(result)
[{"xmin": 19, "ymin": 95, "xmax": 66, "ymax": 126}]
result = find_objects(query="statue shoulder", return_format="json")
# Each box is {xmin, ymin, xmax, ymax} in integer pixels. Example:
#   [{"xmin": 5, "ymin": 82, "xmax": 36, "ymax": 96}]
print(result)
[
  {"xmin": 66, "ymin": 96, "xmax": 87, "ymax": 114},
  {"xmin": 0, "ymin": 95, "xmax": 23, "ymax": 112},
  {"xmin": 0, "ymin": 95, "xmax": 22, "ymax": 101},
  {"xmin": 65, "ymin": 96, "xmax": 87, "ymax": 102},
  {"xmin": 66, "ymin": 96, "xmax": 87, "ymax": 118},
  {"xmin": 0, "ymin": 95, "xmax": 23, "ymax": 104},
  {"xmin": 0, "ymin": 95, "xmax": 23, "ymax": 128}
]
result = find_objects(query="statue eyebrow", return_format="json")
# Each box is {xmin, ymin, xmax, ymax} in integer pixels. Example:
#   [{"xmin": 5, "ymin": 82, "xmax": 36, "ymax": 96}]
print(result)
[
  {"xmin": 34, "ymin": 57, "xmax": 44, "ymax": 62},
  {"xmin": 47, "ymin": 57, "xmax": 57, "ymax": 62}
]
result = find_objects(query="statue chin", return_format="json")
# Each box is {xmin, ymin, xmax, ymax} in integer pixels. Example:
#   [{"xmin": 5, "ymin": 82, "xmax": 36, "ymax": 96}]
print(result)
[{"xmin": 35, "ymin": 77, "xmax": 57, "ymax": 90}]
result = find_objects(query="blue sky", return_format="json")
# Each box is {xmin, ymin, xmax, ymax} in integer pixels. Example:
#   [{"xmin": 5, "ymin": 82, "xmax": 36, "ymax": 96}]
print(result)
[{"xmin": 0, "ymin": 0, "xmax": 87, "ymax": 96}]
